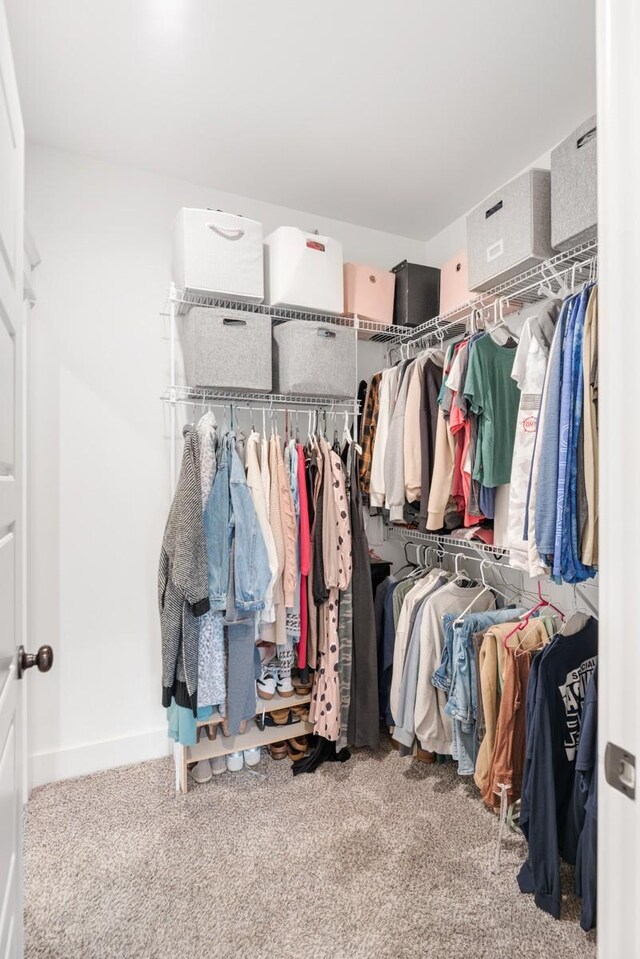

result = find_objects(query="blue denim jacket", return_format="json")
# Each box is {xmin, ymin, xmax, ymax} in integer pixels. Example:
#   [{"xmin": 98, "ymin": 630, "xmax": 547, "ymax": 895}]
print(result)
[
  {"xmin": 438, "ymin": 608, "xmax": 525, "ymax": 776},
  {"xmin": 205, "ymin": 432, "xmax": 271, "ymax": 612},
  {"xmin": 441, "ymin": 608, "xmax": 526, "ymax": 728}
]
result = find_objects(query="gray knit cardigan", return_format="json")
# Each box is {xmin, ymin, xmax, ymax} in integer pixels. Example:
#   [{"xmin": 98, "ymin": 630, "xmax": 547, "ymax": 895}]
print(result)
[{"xmin": 159, "ymin": 425, "xmax": 210, "ymax": 713}]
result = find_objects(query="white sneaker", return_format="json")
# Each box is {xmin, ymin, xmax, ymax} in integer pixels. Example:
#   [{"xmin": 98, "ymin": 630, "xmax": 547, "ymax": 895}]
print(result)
[
  {"xmin": 243, "ymin": 746, "xmax": 261, "ymax": 767},
  {"xmin": 276, "ymin": 668, "xmax": 294, "ymax": 697},
  {"xmin": 257, "ymin": 664, "xmax": 277, "ymax": 700},
  {"xmin": 190, "ymin": 759, "xmax": 212, "ymax": 784},
  {"xmin": 210, "ymin": 755, "xmax": 227, "ymax": 776},
  {"xmin": 226, "ymin": 751, "xmax": 244, "ymax": 772}
]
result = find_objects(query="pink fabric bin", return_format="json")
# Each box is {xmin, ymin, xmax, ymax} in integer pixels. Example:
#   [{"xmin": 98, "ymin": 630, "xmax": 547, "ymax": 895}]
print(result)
[
  {"xmin": 439, "ymin": 250, "xmax": 477, "ymax": 316},
  {"xmin": 343, "ymin": 263, "xmax": 395, "ymax": 338}
]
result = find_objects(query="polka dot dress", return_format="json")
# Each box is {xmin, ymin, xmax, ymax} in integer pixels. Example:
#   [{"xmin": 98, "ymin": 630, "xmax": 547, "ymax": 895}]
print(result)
[{"xmin": 309, "ymin": 451, "xmax": 352, "ymax": 740}]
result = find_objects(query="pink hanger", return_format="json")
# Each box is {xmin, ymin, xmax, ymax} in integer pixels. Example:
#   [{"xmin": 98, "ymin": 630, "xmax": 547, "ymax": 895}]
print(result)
[{"xmin": 503, "ymin": 581, "xmax": 565, "ymax": 648}]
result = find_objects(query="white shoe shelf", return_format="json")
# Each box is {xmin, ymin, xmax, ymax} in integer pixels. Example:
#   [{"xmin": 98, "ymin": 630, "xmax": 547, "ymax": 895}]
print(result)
[{"xmin": 174, "ymin": 692, "xmax": 312, "ymax": 794}]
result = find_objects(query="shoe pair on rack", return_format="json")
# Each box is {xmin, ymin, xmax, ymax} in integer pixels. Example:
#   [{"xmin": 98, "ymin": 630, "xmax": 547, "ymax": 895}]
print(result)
[
  {"xmin": 266, "ymin": 737, "xmax": 308, "ymax": 762},
  {"xmin": 190, "ymin": 747, "xmax": 261, "ymax": 784},
  {"xmin": 257, "ymin": 663, "xmax": 293, "ymax": 699}
]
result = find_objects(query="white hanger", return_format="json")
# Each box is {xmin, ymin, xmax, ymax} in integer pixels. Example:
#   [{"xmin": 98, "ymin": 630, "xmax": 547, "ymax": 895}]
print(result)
[
  {"xmin": 452, "ymin": 559, "xmax": 501, "ymax": 625},
  {"xmin": 343, "ymin": 411, "xmax": 362, "ymax": 455}
]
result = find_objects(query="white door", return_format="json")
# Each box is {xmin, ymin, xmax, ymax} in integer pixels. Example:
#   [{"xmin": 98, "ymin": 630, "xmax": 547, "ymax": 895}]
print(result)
[
  {"xmin": 597, "ymin": 0, "xmax": 640, "ymax": 956},
  {"xmin": 0, "ymin": 2, "xmax": 25, "ymax": 956}
]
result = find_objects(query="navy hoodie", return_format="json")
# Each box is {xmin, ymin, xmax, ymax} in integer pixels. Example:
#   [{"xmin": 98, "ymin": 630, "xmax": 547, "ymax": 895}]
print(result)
[{"xmin": 518, "ymin": 618, "xmax": 598, "ymax": 918}]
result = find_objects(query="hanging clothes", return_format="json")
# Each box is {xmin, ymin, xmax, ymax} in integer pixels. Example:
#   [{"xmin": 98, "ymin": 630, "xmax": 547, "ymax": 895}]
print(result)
[
  {"xmin": 506, "ymin": 300, "xmax": 561, "ymax": 572},
  {"xmin": 346, "ymin": 447, "xmax": 380, "ymax": 749},
  {"xmin": 518, "ymin": 617, "xmax": 598, "ymax": 920},
  {"xmin": 309, "ymin": 446, "xmax": 352, "ymax": 741},
  {"xmin": 159, "ymin": 424, "xmax": 210, "ymax": 713}
]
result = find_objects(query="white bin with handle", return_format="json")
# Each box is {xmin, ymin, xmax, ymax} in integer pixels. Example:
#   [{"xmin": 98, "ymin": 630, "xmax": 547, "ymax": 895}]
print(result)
[
  {"xmin": 172, "ymin": 208, "xmax": 264, "ymax": 301},
  {"xmin": 264, "ymin": 227, "xmax": 343, "ymax": 313}
]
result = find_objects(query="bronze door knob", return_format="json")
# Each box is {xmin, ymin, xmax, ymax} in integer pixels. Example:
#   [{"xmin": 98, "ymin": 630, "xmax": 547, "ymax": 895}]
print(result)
[{"xmin": 18, "ymin": 644, "xmax": 54, "ymax": 678}]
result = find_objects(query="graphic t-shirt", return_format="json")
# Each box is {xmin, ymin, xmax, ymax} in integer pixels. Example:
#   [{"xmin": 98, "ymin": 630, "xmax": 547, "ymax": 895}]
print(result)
[
  {"xmin": 518, "ymin": 617, "xmax": 598, "ymax": 920},
  {"xmin": 464, "ymin": 334, "xmax": 520, "ymax": 487}
]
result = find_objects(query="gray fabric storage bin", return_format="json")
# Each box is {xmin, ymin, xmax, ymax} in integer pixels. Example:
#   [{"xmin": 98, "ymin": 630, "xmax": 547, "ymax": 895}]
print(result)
[
  {"xmin": 551, "ymin": 116, "xmax": 597, "ymax": 251},
  {"xmin": 467, "ymin": 169, "xmax": 554, "ymax": 291},
  {"xmin": 272, "ymin": 320, "xmax": 355, "ymax": 397},
  {"xmin": 180, "ymin": 307, "xmax": 272, "ymax": 390}
]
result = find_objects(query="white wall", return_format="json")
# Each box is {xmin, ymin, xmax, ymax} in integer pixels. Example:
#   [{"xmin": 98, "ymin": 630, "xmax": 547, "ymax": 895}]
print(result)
[{"xmin": 25, "ymin": 143, "xmax": 426, "ymax": 786}]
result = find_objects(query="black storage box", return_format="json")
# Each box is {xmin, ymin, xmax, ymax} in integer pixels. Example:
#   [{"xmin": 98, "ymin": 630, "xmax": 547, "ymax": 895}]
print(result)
[{"xmin": 391, "ymin": 261, "xmax": 441, "ymax": 328}]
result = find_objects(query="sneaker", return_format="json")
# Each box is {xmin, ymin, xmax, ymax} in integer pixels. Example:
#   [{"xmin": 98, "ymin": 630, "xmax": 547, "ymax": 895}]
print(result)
[
  {"xmin": 190, "ymin": 759, "xmax": 212, "ymax": 784},
  {"xmin": 276, "ymin": 668, "xmax": 294, "ymax": 698},
  {"xmin": 210, "ymin": 755, "xmax": 227, "ymax": 776},
  {"xmin": 257, "ymin": 664, "xmax": 277, "ymax": 700},
  {"xmin": 226, "ymin": 751, "xmax": 244, "ymax": 772},
  {"xmin": 243, "ymin": 746, "xmax": 261, "ymax": 767}
]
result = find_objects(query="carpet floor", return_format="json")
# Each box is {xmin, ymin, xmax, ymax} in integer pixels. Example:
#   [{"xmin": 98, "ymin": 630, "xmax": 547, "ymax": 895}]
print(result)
[{"xmin": 25, "ymin": 742, "xmax": 597, "ymax": 959}]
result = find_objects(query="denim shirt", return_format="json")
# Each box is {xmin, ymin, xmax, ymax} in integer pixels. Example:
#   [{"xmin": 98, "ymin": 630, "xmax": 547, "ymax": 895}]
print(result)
[
  {"xmin": 437, "ymin": 607, "xmax": 525, "ymax": 776},
  {"xmin": 441, "ymin": 607, "xmax": 526, "ymax": 728},
  {"xmin": 205, "ymin": 432, "xmax": 271, "ymax": 613},
  {"xmin": 535, "ymin": 295, "xmax": 575, "ymax": 560}
]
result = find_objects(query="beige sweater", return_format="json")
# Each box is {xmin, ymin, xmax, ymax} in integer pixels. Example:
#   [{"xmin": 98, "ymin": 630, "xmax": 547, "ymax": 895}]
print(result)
[
  {"xmin": 415, "ymin": 582, "xmax": 494, "ymax": 754},
  {"xmin": 425, "ymin": 408, "xmax": 456, "ymax": 530}
]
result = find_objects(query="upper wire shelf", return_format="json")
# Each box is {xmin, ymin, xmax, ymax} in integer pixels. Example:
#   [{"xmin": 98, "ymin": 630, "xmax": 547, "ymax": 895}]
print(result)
[
  {"xmin": 162, "ymin": 385, "xmax": 360, "ymax": 410},
  {"xmin": 161, "ymin": 237, "xmax": 597, "ymax": 349},
  {"xmin": 161, "ymin": 285, "xmax": 409, "ymax": 340},
  {"xmin": 390, "ymin": 237, "xmax": 598, "ymax": 350}
]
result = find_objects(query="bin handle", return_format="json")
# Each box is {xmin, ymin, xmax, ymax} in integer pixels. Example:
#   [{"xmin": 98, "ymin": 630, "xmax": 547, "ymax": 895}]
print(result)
[
  {"xmin": 577, "ymin": 126, "xmax": 596, "ymax": 150},
  {"xmin": 223, "ymin": 317, "xmax": 247, "ymax": 327},
  {"xmin": 316, "ymin": 328, "xmax": 336, "ymax": 338},
  {"xmin": 208, "ymin": 223, "xmax": 245, "ymax": 241}
]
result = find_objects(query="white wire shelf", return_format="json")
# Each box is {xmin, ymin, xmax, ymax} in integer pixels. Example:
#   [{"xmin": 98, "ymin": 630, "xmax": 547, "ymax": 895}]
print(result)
[
  {"xmin": 386, "ymin": 525, "xmax": 510, "ymax": 559},
  {"xmin": 386, "ymin": 525, "xmax": 599, "ymax": 588},
  {"xmin": 162, "ymin": 238, "xmax": 597, "ymax": 350},
  {"xmin": 388, "ymin": 237, "xmax": 598, "ymax": 350},
  {"xmin": 162, "ymin": 385, "xmax": 360, "ymax": 410},
  {"xmin": 161, "ymin": 285, "xmax": 409, "ymax": 341}
]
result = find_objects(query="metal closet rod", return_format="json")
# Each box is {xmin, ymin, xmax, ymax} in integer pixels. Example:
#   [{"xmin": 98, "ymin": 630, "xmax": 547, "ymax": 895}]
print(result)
[{"xmin": 171, "ymin": 399, "xmax": 358, "ymax": 416}]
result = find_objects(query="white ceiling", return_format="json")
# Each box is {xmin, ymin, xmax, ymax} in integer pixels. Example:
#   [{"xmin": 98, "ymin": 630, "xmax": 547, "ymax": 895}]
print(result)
[{"xmin": 6, "ymin": 0, "xmax": 596, "ymax": 240}]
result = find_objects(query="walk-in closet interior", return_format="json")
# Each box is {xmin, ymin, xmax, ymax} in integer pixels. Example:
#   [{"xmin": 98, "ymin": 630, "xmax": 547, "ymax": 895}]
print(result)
[{"xmin": 5, "ymin": 1, "xmax": 639, "ymax": 958}]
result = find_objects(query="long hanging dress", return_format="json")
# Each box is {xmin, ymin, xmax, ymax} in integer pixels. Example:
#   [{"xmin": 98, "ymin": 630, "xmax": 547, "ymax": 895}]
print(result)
[
  {"xmin": 347, "ymin": 448, "xmax": 380, "ymax": 748},
  {"xmin": 309, "ymin": 447, "xmax": 352, "ymax": 741},
  {"xmin": 337, "ymin": 447, "xmax": 354, "ymax": 751}
]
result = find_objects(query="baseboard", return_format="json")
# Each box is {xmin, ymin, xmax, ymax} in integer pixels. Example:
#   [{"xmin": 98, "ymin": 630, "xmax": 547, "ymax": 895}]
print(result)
[{"xmin": 29, "ymin": 727, "xmax": 172, "ymax": 790}]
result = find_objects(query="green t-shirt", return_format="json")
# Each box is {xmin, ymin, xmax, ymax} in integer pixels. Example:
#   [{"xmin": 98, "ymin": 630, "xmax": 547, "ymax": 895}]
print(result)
[{"xmin": 463, "ymin": 334, "xmax": 520, "ymax": 487}]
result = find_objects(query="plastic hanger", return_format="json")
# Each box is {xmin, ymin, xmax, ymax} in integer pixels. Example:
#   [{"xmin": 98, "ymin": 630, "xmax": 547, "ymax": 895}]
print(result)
[
  {"xmin": 503, "ymin": 581, "xmax": 565, "ymax": 648},
  {"xmin": 482, "ymin": 297, "xmax": 519, "ymax": 345},
  {"xmin": 343, "ymin": 411, "xmax": 363, "ymax": 455},
  {"xmin": 452, "ymin": 559, "xmax": 517, "ymax": 626}
]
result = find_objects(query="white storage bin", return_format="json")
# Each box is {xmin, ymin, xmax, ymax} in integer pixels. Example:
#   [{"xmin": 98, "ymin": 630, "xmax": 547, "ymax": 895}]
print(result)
[
  {"xmin": 467, "ymin": 170, "xmax": 554, "ymax": 292},
  {"xmin": 551, "ymin": 116, "xmax": 597, "ymax": 251},
  {"xmin": 272, "ymin": 320, "xmax": 355, "ymax": 397},
  {"xmin": 172, "ymin": 209, "xmax": 264, "ymax": 302},
  {"xmin": 180, "ymin": 307, "xmax": 272, "ymax": 390},
  {"xmin": 264, "ymin": 227, "xmax": 344, "ymax": 313}
]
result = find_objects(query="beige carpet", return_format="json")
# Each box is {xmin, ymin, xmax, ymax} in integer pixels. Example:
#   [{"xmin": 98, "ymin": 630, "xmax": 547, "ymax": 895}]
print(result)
[{"xmin": 25, "ymin": 742, "xmax": 597, "ymax": 959}]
